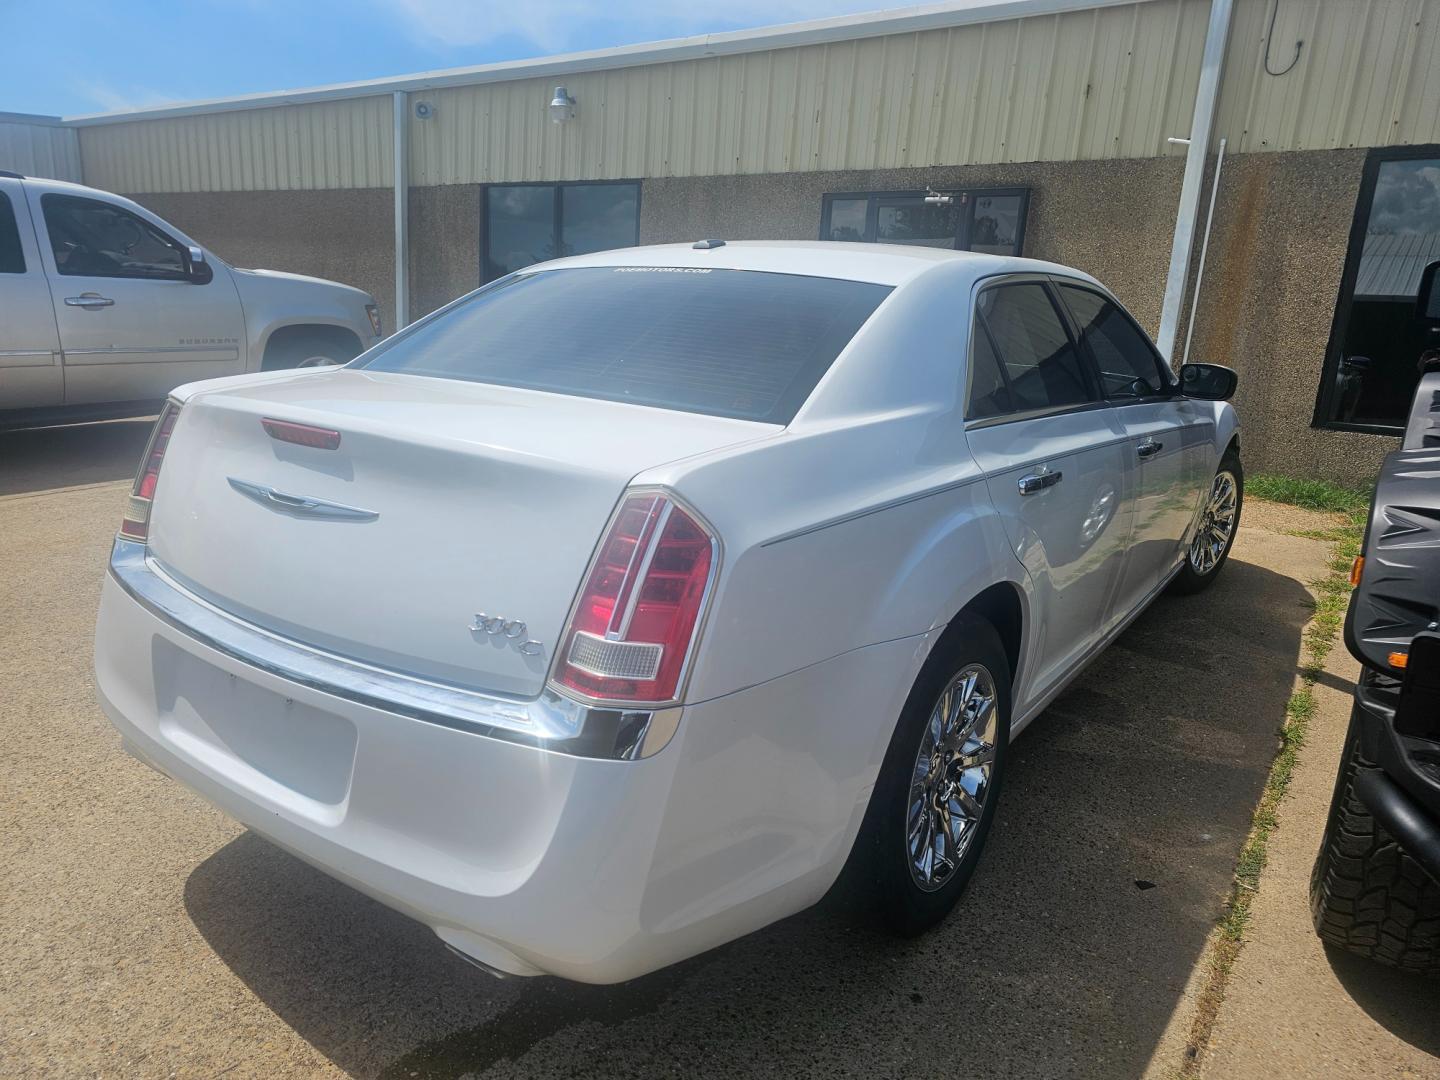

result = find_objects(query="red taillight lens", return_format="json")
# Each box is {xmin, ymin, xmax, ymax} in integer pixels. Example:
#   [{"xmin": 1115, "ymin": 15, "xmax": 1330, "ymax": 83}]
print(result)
[
  {"xmin": 262, "ymin": 417, "xmax": 341, "ymax": 450},
  {"xmin": 552, "ymin": 492, "xmax": 716, "ymax": 705},
  {"xmin": 119, "ymin": 401, "xmax": 181, "ymax": 542}
]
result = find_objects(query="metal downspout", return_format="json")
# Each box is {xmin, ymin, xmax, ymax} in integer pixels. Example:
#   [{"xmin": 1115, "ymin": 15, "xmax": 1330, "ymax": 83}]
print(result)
[
  {"xmin": 1182, "ymin": 137, "xmax": 1226, "ymax": 367},
  {"xmin": 393, "ymin": 90, "xmax": 410, "ymax": 332},
  {"xmin": 1156, "ymin": 0, "xmax": 1234, "ymax": 364}
]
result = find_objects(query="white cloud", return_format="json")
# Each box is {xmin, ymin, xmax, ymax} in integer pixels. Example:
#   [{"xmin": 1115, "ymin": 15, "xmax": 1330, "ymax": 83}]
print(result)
[
  {"xmin": 75, "ymin": 81, "xmax": 181, "ymax": 114},
  {"xmin": 378, "ymin": 0, "xmax": 906, "ymax": 53}
]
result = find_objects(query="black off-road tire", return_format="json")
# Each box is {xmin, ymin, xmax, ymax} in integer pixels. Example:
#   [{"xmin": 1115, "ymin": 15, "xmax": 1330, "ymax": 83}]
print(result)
[
  {"xmin": 854, "ymin": 615, "xmax": 1012, "ymax": 937},
  {"xmin": 1310, "ymin": 712, "xmax": 1440, "ymax": 977},
  {"xmin": 1170, "ymin": 445, "xmax": 1243, "ymax": 595}
]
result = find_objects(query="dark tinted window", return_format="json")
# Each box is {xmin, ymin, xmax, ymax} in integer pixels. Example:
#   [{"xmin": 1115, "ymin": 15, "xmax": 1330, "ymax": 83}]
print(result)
[
  {"xmin": 820, "ymin": 188, "xmax": 1029, "ymax": 256},
  {"xmin": 0, "ymin": 192, "xmax": 23, "ymax": 274},
  {"xmin": 360, "ymin": 267, "xmax": 892, "ymax": 423},
  {"xmin": 42, "ymin": 195, "xmax": 185, "ymax": 279},
  {"xmin": 1059, "ymin": 284, "xmax": 1170, "ymax": 399},
  {"xmin": 484, "ymin": 182, "xmax": 639, "ymax": 282},
  {"xmin": 966, "ymin": 320, "xmax": 1012, "ymax": 419},
  {"xmin": 977, "ymin": 283, "xmax": 1093, "ymax": 412}
]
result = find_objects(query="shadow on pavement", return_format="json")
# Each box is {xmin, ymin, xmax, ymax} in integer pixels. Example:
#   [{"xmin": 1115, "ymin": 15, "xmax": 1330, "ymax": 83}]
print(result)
[
  {"xmin": 0, "ymin": 419, "xmax": 153, "ymax": 497},
  {"xmin": 185, "ymin": 555, "xmax": 1314, "ymax": 1079},
  {"xmin": 1325, "ymin": 945, "xmax": 1440, "ymax": 1058}
]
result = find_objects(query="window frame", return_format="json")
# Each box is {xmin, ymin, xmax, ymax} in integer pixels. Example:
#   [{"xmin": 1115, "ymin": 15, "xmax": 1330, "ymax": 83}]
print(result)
[
  {"xmin": 963, "ymin": 273, "xmax": 1105, "ymax": 427},
  {"xmin": 1312, "ymin": 143, "xmax": 1440, "ymax": 435},
  {"xmin": 40, "ymin": 193, "xmax": 189, "ymax": 282},
  {"xmin": 820, "ymin": 187, "xmax": 1031, "ymax": 255},
  {"xmin": 481, "ymin": 179, "xmax": 642, "ymax": 283},
  {"xmin": 0, "ymin": 190, "xmax": 25, "ymax": 274},
  {"xmin": 1052, "ymin": 278, "xmax": 1180, "ymax": 404}
]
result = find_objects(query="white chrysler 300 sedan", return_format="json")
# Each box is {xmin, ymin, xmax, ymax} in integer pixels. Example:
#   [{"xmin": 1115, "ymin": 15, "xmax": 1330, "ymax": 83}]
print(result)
[{"xmin": 95, "ymin": 242, "xmax": 1242, "ymax": 983}]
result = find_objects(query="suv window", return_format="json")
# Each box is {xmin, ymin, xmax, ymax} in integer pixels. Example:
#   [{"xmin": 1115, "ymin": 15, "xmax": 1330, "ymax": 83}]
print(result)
[
  {"xmin": 0, "ymin": 192, "xmax": 24, "ymax": 274},
  {"xmin": 976, "ymin": 283, "xmax": 1093, "ymax": 413},
  {"xmin": 1058, "ymin": 283, "xmax": 1171, "ymax": 399},
  {"xmin": 42, "ymin": 195, "xmax": 187, "ymax": 280},
  {"xmin": 359, "ymin": 267, "xmax": 893, "ymax": 424}
]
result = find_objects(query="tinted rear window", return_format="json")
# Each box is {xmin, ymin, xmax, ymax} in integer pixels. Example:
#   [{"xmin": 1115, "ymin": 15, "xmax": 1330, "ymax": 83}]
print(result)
[{"xmin": 358, "ymin": 267, "xmax": 892, "ymax": 423}]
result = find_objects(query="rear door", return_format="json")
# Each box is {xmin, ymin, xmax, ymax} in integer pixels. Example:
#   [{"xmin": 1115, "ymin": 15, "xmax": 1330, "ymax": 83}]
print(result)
[
  {"xmin": 0, "ymin": 179, "xmax": 62, "ymax": 409},
  {"xmin": 28, "ymin": 188, "xmax": 245, "ymax": 405},
  {"xmin": 963, "ymin": 277, "xmax": 1132, "ymax": 705},
  {"xmin": 1055, "ymin": 281, "xmax": 1212, "ymax": 617}
]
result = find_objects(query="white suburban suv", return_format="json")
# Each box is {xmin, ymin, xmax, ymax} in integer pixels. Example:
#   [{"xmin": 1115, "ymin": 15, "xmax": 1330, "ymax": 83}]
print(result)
[
  {"xmin": 0, "ymin": 173, "xmax": 380, "ymax": 427},
  {"xmin": 94, "ymin": 241, "xmax": 1242, "ymax": 983}
]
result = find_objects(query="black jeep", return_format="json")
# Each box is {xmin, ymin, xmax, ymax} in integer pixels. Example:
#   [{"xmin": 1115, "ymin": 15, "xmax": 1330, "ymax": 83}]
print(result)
[{"xmin": 1310, "ymin": 260, "xmax": 1440, "ymax": 977}]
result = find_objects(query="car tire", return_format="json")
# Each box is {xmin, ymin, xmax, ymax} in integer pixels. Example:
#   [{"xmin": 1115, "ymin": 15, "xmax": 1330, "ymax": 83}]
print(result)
[
  {"xmin": 1310, "ymin": 710, "xmax": 1440, "ymax": 977},
  {"xmin": 856, "ymin": 614, "xmax": 1012, "ymax": 937},
  {"xmin": 1170, "ymin": 446, "xmax": 1243, "ymax": 595}
]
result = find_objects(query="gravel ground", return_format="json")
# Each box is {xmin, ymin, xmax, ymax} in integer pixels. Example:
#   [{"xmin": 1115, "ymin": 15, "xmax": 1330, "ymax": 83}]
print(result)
[{"xmin": 0, "ymin": 420, "xmax": 1423, "ymax": 1079}]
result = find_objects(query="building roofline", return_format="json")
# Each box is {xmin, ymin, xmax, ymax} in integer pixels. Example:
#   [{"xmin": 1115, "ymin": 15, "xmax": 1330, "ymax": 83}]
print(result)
[
  {"xmin": 0, "ymin": 111, "xmax": 67, "ymax": 127},
  {"xmin": 62, "ymin": 0, "xmax": 1149, "ymax": 126}
]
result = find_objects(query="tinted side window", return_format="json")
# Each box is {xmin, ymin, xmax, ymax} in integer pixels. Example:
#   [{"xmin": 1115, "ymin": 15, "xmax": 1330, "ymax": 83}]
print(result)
[
  {"xmin": 42, "ymin": 195, "xmax": 186, "ymax": 280},
  {"xmin": 966, "ymin": 319, "xmax": 1012, "ymax": 419},
  {"xmin": 0, "ymin": 192, "xmax": 24, "ymax": 274},
  {"xmin": 1059, "ymin": 284, "xmax": 1169, "ymax": 399},
  {"xmin": 977, "ymin": 283, "xmax": 1093, "ymax": 412}
]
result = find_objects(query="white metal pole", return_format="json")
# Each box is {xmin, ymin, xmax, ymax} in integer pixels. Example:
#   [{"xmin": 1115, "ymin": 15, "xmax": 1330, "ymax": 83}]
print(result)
[
  {"xmin": 393, "ymin": 90, "xmax": 409, "ymax": 332},
  {"xmin": 1156, "ymin": 0, "xmax": 1233, "ymax": 363},
  {"xmin": 1182, "ymin": 137, "xmax": 1226, "ymax": 367}
]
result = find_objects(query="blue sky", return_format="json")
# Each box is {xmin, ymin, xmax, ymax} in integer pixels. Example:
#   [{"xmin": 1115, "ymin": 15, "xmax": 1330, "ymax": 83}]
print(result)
[{"xmin": 0, "ymin": 0, "xmax": 897, "ymax": 118}]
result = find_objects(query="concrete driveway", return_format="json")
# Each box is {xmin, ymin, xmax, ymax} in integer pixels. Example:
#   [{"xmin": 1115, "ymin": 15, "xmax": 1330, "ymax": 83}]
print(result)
[{"xmin": 0, "ymin": 421, "xmax": 1432, "ymax": 1078}]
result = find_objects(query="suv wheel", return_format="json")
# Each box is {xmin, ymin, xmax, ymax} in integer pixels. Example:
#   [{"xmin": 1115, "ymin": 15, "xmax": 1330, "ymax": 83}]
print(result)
[
  {"xmin": 856, "ymin": 615, "xmax": 1012, "ymax": 936},
  {"xmin": 1310, "ymin": 710, "xmax": 1440, "ymax": 977}
]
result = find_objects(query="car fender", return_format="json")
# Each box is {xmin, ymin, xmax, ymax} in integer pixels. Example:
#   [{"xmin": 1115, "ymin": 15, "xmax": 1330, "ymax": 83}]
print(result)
[{"xmin": 229, "ymin": 268, "xmax": 378, "ymax": 369}]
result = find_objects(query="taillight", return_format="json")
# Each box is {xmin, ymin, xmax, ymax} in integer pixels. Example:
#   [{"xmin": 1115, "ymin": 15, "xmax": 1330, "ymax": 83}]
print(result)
[
  {"xmin": 119, "ymin": 401, "xmax": 181, "ymax": 542},
  {"xmin": 551, "ymin": 491, "xmax": 717, "ymax": 705}
]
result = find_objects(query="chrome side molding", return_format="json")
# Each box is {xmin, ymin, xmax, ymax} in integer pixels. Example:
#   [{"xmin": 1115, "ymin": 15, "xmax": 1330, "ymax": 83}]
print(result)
[{"xmin": 107, "ymin": 537, "xmax": 678, "ymax": 760}]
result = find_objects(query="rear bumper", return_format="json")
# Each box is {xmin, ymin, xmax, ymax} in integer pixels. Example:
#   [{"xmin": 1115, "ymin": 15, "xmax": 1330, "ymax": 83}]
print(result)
[{"xmin": 95, "ymin": 561, "xmax": 928, "ymax": 982}]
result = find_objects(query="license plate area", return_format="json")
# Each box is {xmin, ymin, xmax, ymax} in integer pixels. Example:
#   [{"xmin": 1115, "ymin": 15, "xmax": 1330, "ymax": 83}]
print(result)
[{"xmin": 152, "ymin": 636, "xmax": 358, "ymax": 819}]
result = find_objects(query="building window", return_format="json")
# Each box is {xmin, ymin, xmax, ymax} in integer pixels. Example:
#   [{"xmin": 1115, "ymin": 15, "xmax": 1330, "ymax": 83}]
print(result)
[
  {"xmin": 482, "ymin": 181, "xmax": 640, "ymax": 282},
  {"xmin": 820, "ymin": 189, "xmax": 1029, "ymax": 256},
  {"xmin": 1315, "ymin": 147, "xmax": 1440, "ymax": 433}
]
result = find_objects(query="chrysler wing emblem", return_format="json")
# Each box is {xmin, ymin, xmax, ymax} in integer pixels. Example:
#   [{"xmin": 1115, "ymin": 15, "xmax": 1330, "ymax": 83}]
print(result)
[{"xmin": 227, "ymin": 477, "xmax": 379, "ymax": 522}]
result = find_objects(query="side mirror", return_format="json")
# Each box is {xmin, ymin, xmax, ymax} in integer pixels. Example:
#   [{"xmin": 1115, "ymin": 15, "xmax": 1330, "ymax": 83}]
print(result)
[
  {"xmin": 1181, "ymin": 362, "xmax": 1238, "ymax": 401},
  {"xmin": 184, "ymin": 245, "xmax": 213, "ymax": 285},
  {"xmin": 1415, "ymin": 259, "xmax": 1440, "ymax": 324}
]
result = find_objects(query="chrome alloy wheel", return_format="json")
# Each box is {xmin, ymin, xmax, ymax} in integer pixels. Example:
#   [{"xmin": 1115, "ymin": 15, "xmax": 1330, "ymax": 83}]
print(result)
[
  {"xmin": 1189, "ymin": 470, "xmax": 1238, "ymax": 575},
  {"xmin": 907, "ymin": 663, "xmax": 999, "ymax": 892}
]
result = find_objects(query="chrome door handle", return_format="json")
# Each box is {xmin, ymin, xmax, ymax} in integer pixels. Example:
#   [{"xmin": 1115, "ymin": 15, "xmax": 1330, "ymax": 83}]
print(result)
[
  {"xmin": 64, "ymin": 294, "xmax": 115, "ymax": 308},
  {"xmin": 1136, "ymin": 438, "xmax": 1164, "ymax": 459},
  {"xmin": 1017, "ymin": 469, "xmax": 1063, "ymax": 495}
]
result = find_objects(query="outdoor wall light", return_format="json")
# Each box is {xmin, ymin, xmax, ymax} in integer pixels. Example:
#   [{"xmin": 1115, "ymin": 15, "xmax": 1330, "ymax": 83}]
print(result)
[{"xmin": 549, "ymin": 86, "xmax": 577, "ymax": 124}]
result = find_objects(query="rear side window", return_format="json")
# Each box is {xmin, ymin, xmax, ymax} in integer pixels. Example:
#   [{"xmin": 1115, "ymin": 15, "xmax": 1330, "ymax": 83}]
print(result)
[
  {"xmin": 976, "ymin": 283, "xmax": 1094, "ymax": 413},
  {"xmin": 0, "ymin": 192, "xmax": 23, "ymax": 274},
  {"xmin": 1058, "ymin": 283, "xmax": 1171, "ymax": 399},
  {"xmin": 42, "ymin": 194, "xmax": 186, "ymax": 280},
  {"xmin": 966, "ymin": 321, "xmax": 1012, "ymax": 419},
  {"xmin": 359, "ymin": 267, "xmax": 893, "ymax": 423}
]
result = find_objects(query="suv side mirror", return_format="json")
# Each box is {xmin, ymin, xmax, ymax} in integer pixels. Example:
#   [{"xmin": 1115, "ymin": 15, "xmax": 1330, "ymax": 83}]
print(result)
[
  {"xmin": 1181, "ymin": 362, "xmax": 1238, "ymax": 401},
  {"xmin": 1418, "ymin": 260, "xmax": 1440, "ymax": 324},
  {"xmin": 184, "ymin": 245, "xmax": 213, "ymax": 285}
]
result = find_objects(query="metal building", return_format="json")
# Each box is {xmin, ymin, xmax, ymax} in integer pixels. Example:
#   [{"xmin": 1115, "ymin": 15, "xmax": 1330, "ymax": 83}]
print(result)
[{"xmin": 6, "ymin": 0, "xmax": 1440, "ymax": 483}]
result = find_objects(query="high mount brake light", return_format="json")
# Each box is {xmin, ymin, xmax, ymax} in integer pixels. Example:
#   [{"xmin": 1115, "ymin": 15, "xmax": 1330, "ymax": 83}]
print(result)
[
  {"xmin": 119, "ymin": 401, "xmax": 181, "ymax": 542},
  {"xmin": 262, "ymin": 417, "xmax": 342, "ymax": 450},
  {"xmin": 551, "ymin": 492, "xmax": 717, "ymax": 705}
]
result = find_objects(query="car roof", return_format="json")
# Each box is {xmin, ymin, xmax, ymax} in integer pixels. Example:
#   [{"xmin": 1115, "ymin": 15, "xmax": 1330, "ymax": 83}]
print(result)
[{"xmin": 529, "ymin": 240, "xmax": 1102, "ymax": 289}]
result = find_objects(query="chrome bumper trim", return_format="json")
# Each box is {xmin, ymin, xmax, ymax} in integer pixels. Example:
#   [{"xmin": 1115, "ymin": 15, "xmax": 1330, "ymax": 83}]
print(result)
[{"xmin": 107, "ymin": 536, "xmax": 675, "ymax": 760}]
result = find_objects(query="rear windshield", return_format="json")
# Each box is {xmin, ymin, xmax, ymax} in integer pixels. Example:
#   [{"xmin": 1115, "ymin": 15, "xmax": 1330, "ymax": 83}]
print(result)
[{"xmin": 358, "ymin": 267, "xmax": 892, "ymax": 423}]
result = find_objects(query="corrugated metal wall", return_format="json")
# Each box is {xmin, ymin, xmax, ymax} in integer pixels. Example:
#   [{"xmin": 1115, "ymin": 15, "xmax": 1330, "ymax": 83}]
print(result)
[
  {"xmin": 72, "ymin": 0, "xmax": 1440, "ymax": 194},
  {"xmin": 78, "ymin": 96, "xmax": 393, "ymax": 193},
  {"xmin": 0, "ymin": 115, "xmax": 83, "ymax": 182}
]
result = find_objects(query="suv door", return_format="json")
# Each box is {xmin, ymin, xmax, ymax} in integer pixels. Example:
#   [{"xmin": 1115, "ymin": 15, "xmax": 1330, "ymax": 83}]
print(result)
[
  {"xmin": 29, "ymin": 190, "xmax": 245, "ymax": 406},
  {"xmin": 963, "ymin": 278, "xmax": 1133, "ymax": 706},
  {"xmin": 0, "ymin": 179, "xmax": 63, "ymax": 410},
  {"xmin": 1055, "ymin": 281, "xmax": 1212, "ymax": 617}
]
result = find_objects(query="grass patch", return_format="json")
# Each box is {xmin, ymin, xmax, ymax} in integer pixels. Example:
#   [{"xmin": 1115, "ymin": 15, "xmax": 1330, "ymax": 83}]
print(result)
[
  {"xmin": 1178, "ymin": 477, "xmax": 1367, "ymax": 1076},
  {"xmin": 1247, "ymin": 473, "xmax": 1372, "ymax": 518}
]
